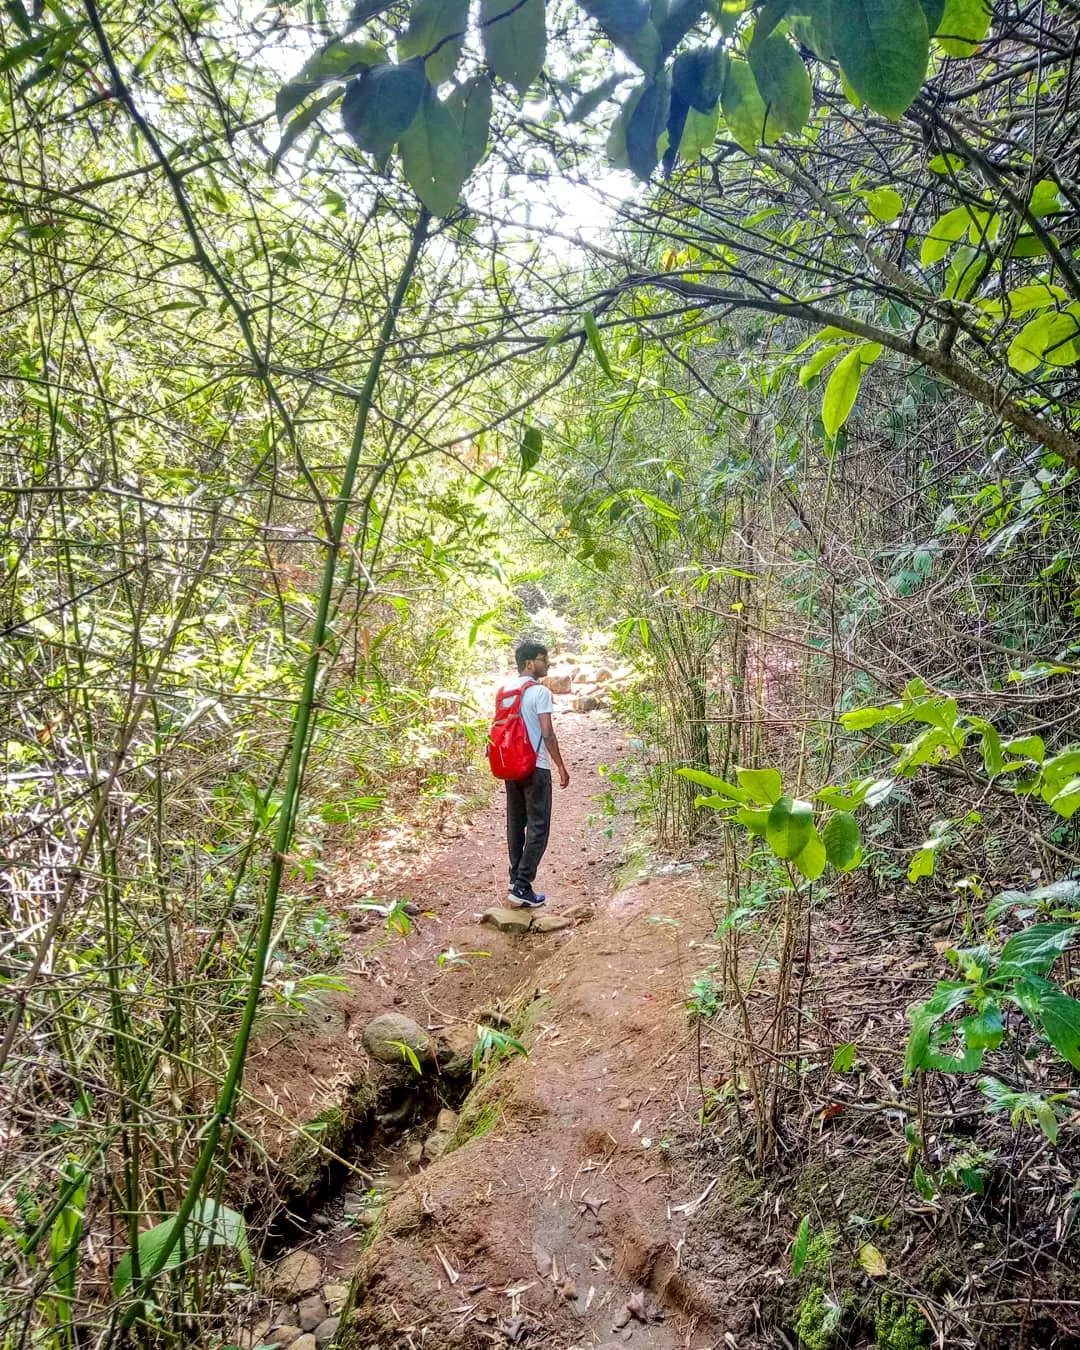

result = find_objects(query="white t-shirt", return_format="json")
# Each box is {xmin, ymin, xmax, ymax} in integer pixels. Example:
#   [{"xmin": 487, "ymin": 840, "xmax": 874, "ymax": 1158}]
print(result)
[{"xmin": 502, "ymin": 674, "xmax": 554, "ymax": 771}]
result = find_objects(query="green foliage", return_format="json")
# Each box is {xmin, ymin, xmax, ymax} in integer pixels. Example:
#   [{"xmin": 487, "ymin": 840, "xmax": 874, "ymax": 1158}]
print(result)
[
  {"xmin": 874, "ymin": 1294, "xmax": 928, "ymax": 1350},
  {"xmin": 472, "ymin": 1024, "xmax": 528, "ymax": 1075},
  {"xmin": 796, "ymin": 1284, "xmax": 846, "ymax": 1350},
  {"xmin": 905, "ymin": 903, "xmax": 1080, "ymax": 1085},
  {"xmin": 113, "ymin": 1201, "xmax": 252, "ymax": 1297},
  {"xmin": 678, "ymin": 765, "xmax": 866, "ymax": 882}
]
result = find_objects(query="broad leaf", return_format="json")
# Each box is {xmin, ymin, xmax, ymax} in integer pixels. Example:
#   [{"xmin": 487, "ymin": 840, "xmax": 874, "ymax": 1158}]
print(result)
[
  {"xmin": 832, "ymin": 1041, "xmax": 856, "ymax": 1072},
  {"xmin": 399, "ymin": 84, "xmax": 468, "ymax": 215},
  {"xmin": 997, "ymin": 922, "xmax": 1080, "ymax": 978},
  {"xmin": 481, "ymin": 0, "xmax": 546, "ymax": 94},
  {"xmin": 580, "ymin": 0, "xmax": 662, "ymax": 72},
  {"xmin": 399, "ymin": 0, "xmax": 468, "ymax": 85},
  {"xmin": 625, "ymin": 75, "xmax": 671, "ymax": 179},
  {"xmin": 721, "ymin": 58, "xmax": 779, "ymax": 152},
  {"xmin": 822, "ymin": 342, "xmax": 880, "ymax": 436},
  {"xmin": 1038, "ymin": 989, "xmax": 1080, "ymax": 1071},
  {"xmin": 936, "ymin": 0, "xmax": 991, "ymax": 56},
  {"xmin": 822, "ymin": 812, "xmax": 861, "ymax": 870},
  {"xmin": 341, "ymin": 60, "xmax": 427, "ymax": 156},
  {"xmin": 766, "ymin": 795, "xmax": 814, "ymax": 859},
  {"xmin": 520, "ymin": 426, "xmax": 542, "ymax": 475},
  {"xmin": 676, "ymin": 767, "xmax": 749, "ymax": 800},
  {"xmin": 961, "ymin": 1000, "xmax": 1003, "ymax": 1052},
  {"xmin": 736, "ymin": 766, "xmax": 783, "ymax": 805},
  {"xmin": 1007, "ymin": 306, "xmax": 1080, "ymax": 374},
  {"xmin": 799, "ymin": 341, "xmax": 847, "ymax": 387},
  {"xmin": 735, "ymin": 806, "xmax": 770, "ymax": 837},
  {"xmin": 446, "ymin": 74, "xmax": 493, "ymax": 176},
  {"xmin": 792, "ymin": 827, "xmax": 827, "ymax": 880},
  {"xmin": 276, "ymin": 38, "xmax": 389, "ymax": 120},
  {"xmin": 829, "ymin": 0, "xmax": 929, "ymax": 120},
  {"xmin": 864, "ymin": 187, "xmax": 903, "ymax": 222},
  {"xmin": 113, "ymin": 1201, "xmax": 251, "ymax": 1297},
  {"xmin": 748, "ymin": 30, "xmax": 811, "ymax": 136}
]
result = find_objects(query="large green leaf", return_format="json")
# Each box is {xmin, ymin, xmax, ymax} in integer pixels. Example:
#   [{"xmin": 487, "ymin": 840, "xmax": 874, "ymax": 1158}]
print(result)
[
  {"xmin": 792, "ymin": 827, "xmax": 827, "ymax": 880},
  {"xmin": 675, "ymin": 767, "xmax": 749, "ymax": 800},
  {"xmin": 1007, "ymin": 305, "xmax": 1080, "ymax": 374},
  {"xmin": 829, "ymin": 0, "xmax": 929, "ymax": 120},
  {"xmin": 113, "ymin": 1201, "xmax": 251, "ymax": 1297},
  {"xmin": 766, "ymin": 795, "xmax": 814, "ymax": 859},
  {"xmin": 822, "ymin": 811, "xmax": 861, "ymax": 870},
  {"xmin": 1038, "ymin": 989, "xmax": 1080, "ymax": 1071},
  {"xmin": 580, "ymin": 0, "xmax": 661, "ymax": 72},
  {"xmin": 276, "ymin": 39, "xmax": 389, "ymax": 120},
  {"xmin": 961, "ymin": 1000, "xmax": 1003, "ymax": 1052},
  {"xmin": 997, "ymin": 923, "xmax": 1080, "ymax": 978},
  {"xmin": 445, "ymin": 74, "xmax": 493, "ymax": 175},
  {"xmin": 679, "ymin": 103, "xmax": 720, "ymax": 159},
  {"xmin": 736, "ymin": 765, "xmax": 783, "ymax": 805},
  {"xmin": 481, "ymin": 0, "xmax": 546, "ymax": 94},
  {"xmin": 399, "ymin": 84, "xmax": 468, "ymax": 215},
  {"xmin": 721, "ymin": 58, "xmax": 779, "ymax": 152},
  {"xmin": 748, "ymin": 31, "xmax": 811, "ymax": 136},
  {"xmin": 821, "ymin": 342, "xmax": 881, "ymax": 435},
  {"xmin": 659, "ymin": 0, "xmax": 707, "ymax": 56},
  {"xmin": 920, "ymin": 204, "xmax": 975, "ymax": 266},
  {"xmin": 936, "ymin": 0, "xmax": 990, "ymax": 56},
  {"xmin": 341, "ymin": 60, "xmax": 427, "ymax": 156},
  {"xmin": 399, "ymin": 0, "xmax": 468, "ymax": 85},
  {"xmin": 626, "ymin": 74, "xmax": 671, "ymax": 179}
]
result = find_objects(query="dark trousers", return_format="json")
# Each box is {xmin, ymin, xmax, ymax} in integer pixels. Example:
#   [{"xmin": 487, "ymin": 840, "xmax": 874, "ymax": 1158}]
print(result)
[{"xmin": 506, "ymin": 768, "xmax": 552, "ymax": 889}]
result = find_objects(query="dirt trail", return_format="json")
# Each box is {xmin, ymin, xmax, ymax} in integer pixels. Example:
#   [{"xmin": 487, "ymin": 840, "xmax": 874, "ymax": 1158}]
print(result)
[{"xmin": 250, "ymin": 712, "xmax": 738, "ymax": 1349}]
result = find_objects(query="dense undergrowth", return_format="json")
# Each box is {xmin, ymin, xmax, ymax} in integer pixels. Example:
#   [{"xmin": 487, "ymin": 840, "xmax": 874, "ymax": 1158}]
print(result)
[{"xmin": 2, "ymin": 0, "xmax": 1080, "ymax": 1344}]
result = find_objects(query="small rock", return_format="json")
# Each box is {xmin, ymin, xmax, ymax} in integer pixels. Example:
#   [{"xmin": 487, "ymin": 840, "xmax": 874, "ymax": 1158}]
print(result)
[
  {"xmin": 310, "ymin": 1212, "xmax": 331, "ymax": 1231},
  {"xmin": 479, "ymin": 908, "xmax": 533, "ymax": 933},
  {"xmin": 543, "ymin": 673, "xmax": 572, "ymax": 694},
  {"xmin": 355, "ymin": 1208, "xmax": 380, "ymax": 1228},
  {"xmin": 532, "ymin": 914, "xmax": 572, "ymax": 934},
  {"xmin": 362, "ymin": 1013, "xmax": 434, "ymax": 1066},
  {"xmin": 434, "ymin": 1024, "xmax": 475, "ymax": 1077},
  {"xmin": 616, "ymin": 1097, "xmax": 633, "ymax": 1111},
  {"xmin": 406, "ymin": 1140, "xmax": 424, "ymax": 1167},
  {"xmin": 435, "ymin": 1107, "xmax": 460, "ymax": 1133},
  {"xmin": 297, "ymin": 1294, "xmax": 328, "ymax": 1331},
  {"xmin": 314, "ymin": 1317, "xmax": 340, "ymax": 1348},
  {"xmin": 322, "ymin": 1284, "xmax": 349, "ymax": 1315},
  {"xmin": 564, "ymin": 903, "xmax": 595, "ymax": 922},
  {"xmin": 594, "ymin": 667, "xmax": 613, "ymax": 682},
  {"xmin": 572, "ymin": 695, "xmax": 600, "ymax": 713},
  {"xmin": 479, "ymin": 908, "xmax": 571, "ymax": 935},
  {"xmin": 402, "ymin": 901, "xmax": 420, "ymax": 916},
  {"xmin": 290, "ymin": 1337, "xmax": 317, "ymax": 1350},
  {"xmin": 422, "ymin": 1130, "xmax": 453, "ymax": 1162},
  {"xmin": 264, "ymin": 1250, "xmax": 323, "ymax": 1299},
  {"xmin": 267, "ymin": 1326, "xmax": 303, "ymax": 1347}
]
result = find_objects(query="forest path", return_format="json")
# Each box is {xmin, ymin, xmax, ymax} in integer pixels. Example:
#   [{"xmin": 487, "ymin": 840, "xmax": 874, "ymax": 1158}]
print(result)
[{"xmin": 251, "ymin": 711, "xmax": 736, "ymax": 1349}]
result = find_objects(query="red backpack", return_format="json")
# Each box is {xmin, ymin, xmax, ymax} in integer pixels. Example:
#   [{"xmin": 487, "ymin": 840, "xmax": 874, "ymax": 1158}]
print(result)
[{"xmin": 487, "ymin": 680, "xmax": 539, "ymax": 781}]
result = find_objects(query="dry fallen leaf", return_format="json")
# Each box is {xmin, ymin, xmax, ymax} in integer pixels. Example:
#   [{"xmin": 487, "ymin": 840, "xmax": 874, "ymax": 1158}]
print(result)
[{"xmin": 859, "ymin": 1243, "xmax": 887, "ymax": 1277}]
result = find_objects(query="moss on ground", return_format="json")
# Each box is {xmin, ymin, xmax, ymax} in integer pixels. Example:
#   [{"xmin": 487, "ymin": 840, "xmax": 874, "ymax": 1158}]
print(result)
[{"xmin": 873, "ymin": 1294, "xmax": 928, "ymax": 1349}]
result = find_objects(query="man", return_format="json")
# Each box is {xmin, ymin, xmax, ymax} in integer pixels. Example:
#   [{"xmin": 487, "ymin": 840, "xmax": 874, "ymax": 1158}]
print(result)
[{"xmin": 502, "ymin": 640, "xmax": 570, "ymax": 908}]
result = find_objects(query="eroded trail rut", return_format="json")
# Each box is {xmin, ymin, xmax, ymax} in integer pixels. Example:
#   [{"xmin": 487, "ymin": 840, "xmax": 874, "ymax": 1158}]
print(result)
[{"xmin": 250, "ymin": 713, "xmax": 733, "ymax": 1350}]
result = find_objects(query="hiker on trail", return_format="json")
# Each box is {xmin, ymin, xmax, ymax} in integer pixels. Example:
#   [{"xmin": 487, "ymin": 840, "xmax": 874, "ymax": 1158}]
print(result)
[{"xmin": 488, "ymin": 640, "xmax": 570, "ymax": 910}]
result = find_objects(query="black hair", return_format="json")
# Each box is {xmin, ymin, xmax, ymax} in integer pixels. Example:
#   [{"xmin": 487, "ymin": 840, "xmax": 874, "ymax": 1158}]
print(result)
[{"xmin": 515, "ymin": 640, "xmax": 548, "ymax": 673}]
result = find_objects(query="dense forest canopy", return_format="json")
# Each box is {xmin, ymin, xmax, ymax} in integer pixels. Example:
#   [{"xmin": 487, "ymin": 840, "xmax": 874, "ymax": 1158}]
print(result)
[{"xmin": 2, "ymin": 0, "xmax": 1080, "ymax": 1345}]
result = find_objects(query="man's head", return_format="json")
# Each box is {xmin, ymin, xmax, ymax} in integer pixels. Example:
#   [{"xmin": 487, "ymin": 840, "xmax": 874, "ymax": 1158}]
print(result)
[{"xmin": 515, "ymin": 639, "xmax": 549, "ymax": 676}]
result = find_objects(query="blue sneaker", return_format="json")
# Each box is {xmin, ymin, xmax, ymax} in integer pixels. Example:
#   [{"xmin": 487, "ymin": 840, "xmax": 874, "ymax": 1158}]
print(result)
[{"xmin": 507, "ymin": 884, "xmax": 546, "ymax": 909}]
